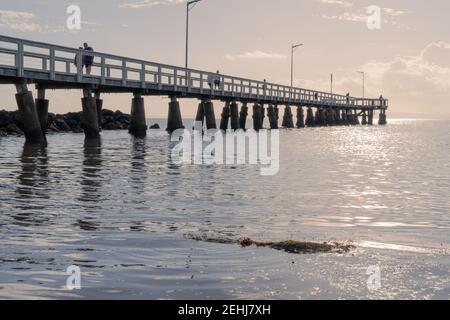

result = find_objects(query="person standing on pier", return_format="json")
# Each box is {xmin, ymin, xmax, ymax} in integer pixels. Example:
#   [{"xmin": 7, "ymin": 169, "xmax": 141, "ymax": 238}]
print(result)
[
  {"xmin": 214, "ymin": 70, "xmax": 221, "ymax": 89},
  {"xmin": 82, "ymin": 43, "xmax": 94, "ymax": 75}
]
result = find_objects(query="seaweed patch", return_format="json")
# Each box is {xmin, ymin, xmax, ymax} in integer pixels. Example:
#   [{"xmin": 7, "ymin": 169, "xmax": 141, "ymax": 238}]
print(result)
[{"xmin": 184, "ymin": 233, "xmax": 355, "ymax": 254}]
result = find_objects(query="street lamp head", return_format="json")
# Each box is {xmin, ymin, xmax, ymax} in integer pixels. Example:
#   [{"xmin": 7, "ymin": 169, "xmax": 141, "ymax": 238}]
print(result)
[
  {"xmin": 292, "ymin": 43, "xmax": 303, "ymax": 50},
  {"xmin": 188, "ymin": 0, "xmax": 202, "ymax": 7}
]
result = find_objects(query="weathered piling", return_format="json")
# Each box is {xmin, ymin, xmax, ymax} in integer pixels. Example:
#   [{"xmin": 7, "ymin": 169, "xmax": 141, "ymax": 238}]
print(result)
[
  {"xmin": 368, "ymin": 109, "xmax": 374, "ymax": 125},
  {"xmin": 260, "ymin": 104, "xmax": 266, "ymax": 128},
  {"xmin": 275, "ymin": 105, "xmax": 280, "ymax": 123},
  {"xmin": 379, "ymin": 109, "xmax": 387, "ymax": 125},
  {"xmin": 267, "ymin": 104, "xmax": 278, "ymax": 129},
  {"xmin": 129, "ymin": 93, "xmax": 147, "ymax": 138},
  {"xmin": 296, "ymin": 106, "xmax": 305, "ymax": 128},
  {"xmin": 81, "ymin": 94, "xmax": 100, "ymax": 139},
  {"xmin": 203, "ymin": 100, "xmax": 217, "ymax": 129},
  {"xmin": 15, "ymin": 84, "xmax": 45, "ymax": 144},
  {"xmin": 282, "ymin": 105, "xmax": 294, "ymax": 128},
  {"xmin": 167, "ymin": 96, "xmax": 184, "ymax": 134},
  {"xmin": 230, "ymin": 102, "xmax": 240, "ymax": 130},
  {"xmin": 316, "ymin": 108, "xmax": 326, "ymax": 127},
  {"xmin": 239, "ymin": 103, "xmax": 248, "ymax": 130},
  {"xmin": 361, "ymin": 111, "xmax": 368, "ymax": 125},
  {"xmin": 35, "ymin": 98, "xmax": 49, "ymax": 135},
  {"xmin": 354, "ymin": 110, "xmax": 360, "ymax": 125},
  {"xmin": 252, "ymin": 104, "xmax": 263, "ymax": 131},
  {"xmin": 341, "ymin": 109, "xmax": 348, "ymax": 126},
  {"xmin": 335, "ymin": 108, "xmax": 341, "ymax": 125},
  {"xmin": 305, "ymin": 107, "xmax": 314, "ymax": 127},
  {"xmin": 96, "ymin": 101, "xmax": 103, "ymax": 132},
  {"xmin": 195, "ymin": 101, "xmax": 205, "ymax": 126},
  {"xmin": 220, "ymin": 102, "xmax": 230, "ymax": 131},
  {"xmin": 326, "ymin": 108, "xmax": 335, "ymax": 126}
]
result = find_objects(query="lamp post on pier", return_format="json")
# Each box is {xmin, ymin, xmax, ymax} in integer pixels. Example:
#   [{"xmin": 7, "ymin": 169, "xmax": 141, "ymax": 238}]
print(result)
[
  {"xmin": 290, "ymin": 43, "xmax": 303, "ymax": 88},
  {"xmin": 185, "ymin": 0, "xmax": 203, "ymax": 70},
  {"xmin": 356, "ymin": 71, "xmax": 365, "ymax": 98}
]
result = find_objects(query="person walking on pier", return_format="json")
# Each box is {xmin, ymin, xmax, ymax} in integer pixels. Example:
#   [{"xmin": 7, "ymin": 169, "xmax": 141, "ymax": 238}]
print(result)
[
  {"xmin": 82, "ymin": 43, "xmax": 94, "ymax": 75},
  {"xmin": 214, "ymin": 70, "xmax": 221, "ymax": 90}
]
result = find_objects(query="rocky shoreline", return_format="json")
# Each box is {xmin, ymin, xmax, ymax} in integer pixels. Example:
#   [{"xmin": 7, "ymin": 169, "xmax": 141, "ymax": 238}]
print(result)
[{"xmin": 0, "ymin": 109, "xmax": 160, "ymax": 137}]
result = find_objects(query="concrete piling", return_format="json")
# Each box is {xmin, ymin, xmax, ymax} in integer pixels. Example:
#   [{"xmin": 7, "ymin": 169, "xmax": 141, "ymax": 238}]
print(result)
[
  {"xmin": 361, "ymin": 111, "xmax": 368, "ymax": 125},
  {"xmin": 195, "ymin": 101, "xmax": 205, "ymax": 127},
  {"xmin": 35, "ymin": 98, "xmax": 49, "ymax": 136},
  {"xmin": 341, "ymin": 109, "xmax": 348, "ymax": 126},
  {"xmin": 335, "ymin": 108, "xmax": 341, "ymax": 125},
  {"xmin": 239, "ymin": 103, "xmax": 248, "ymax": 130},
  {"xmin": 81, "ymin": 95, "xmax": 100, "ymax": 139},
  {"xmin": 305, "ymin": 107, "xmax": 314, "ymax": 127},
  {"xmin": 368, "ymin": 109, "xmax": 374, "ymax": 125},
  {"xmin": 129, "ymin": 93, "xmax": 147, "ymax": 138},
  {"xmin": 267, "ymin": 104, "xmax": 278, "ymax": 129},
  {"xmin": 220, "ymin": 102, "xmax": 231, "ymax": 131},
  {"xmin": 203, "ymin": 100, "xmax": 217, "ymax": 130},
  {"xmin": 260, "ymin": 104, "xmax": 265, "ymax": 128},
  {"xmin": 275, "ymin": 105, "xmax": 280, "ymax": 123},
  {"xmin": 282, "ymin": 105, "xmax": 294, "ymax": 128},
  {"xmin": 167, "ymin": 96, "xmax": 184, "ymax": 134},
  {"xmin": 317, "ymin": 108, "xmax": 326, "ymax": 127},
  {"xmin": 96, "ymin": 98, "xmax": 103, "ymax": 131},
  {"xmin": 354, "ymin": 110, "xmax": 360, "ymax": 125},
  {"xmin": 230, "ymin": 102, "xmax": 240, "ymax": 130},
  {"xmin": 326, "ymin": 108, "xmax": 335, "ymax": 126},
  {"xmin": 378, "ymin": 109, "xmax": 387, "ymax": 125},
  {"xmin": 15, "ymin": 85, "xmax": 46, "ymax": 144},
  {"xmin": 296, "ymin": 106, "xmax": 305, "ymax": 128},
  {"xmin": 252, "ymin": 104, "xmax": 263, "ymax": 131}
]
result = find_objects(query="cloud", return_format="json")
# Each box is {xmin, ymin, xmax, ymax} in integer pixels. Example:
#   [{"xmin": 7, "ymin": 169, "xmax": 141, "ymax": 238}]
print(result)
[
  {"xmin": 318, "ymin": 0, "xmax": 353, "ymax": 8},
  {"xmin": 119, "ymin": 0, "xmax": 185, "ymax": 9},
  {"xmin": 225, "ymin": 50, "xmax": 287, "ymax": 61},
  {"xmin": 317, "ymin": 5, "xmax": 410, "ymax": 29},
  {"xmin": 0, "ymin": 10, "xmax": 41, "ymax": 32}
]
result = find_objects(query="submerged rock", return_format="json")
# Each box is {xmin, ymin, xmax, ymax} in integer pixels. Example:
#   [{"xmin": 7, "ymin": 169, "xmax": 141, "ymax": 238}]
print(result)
[
  {"xmin": 6, "ymin": 123, "xmax": 23, "ymax": 135},
  {"xmin": 150, "ymin": 124, "xmax": 160, "ymax": 129},
  {"xmin": 0, "ymin": 129, "xmax": 7, "ymax": 137}
]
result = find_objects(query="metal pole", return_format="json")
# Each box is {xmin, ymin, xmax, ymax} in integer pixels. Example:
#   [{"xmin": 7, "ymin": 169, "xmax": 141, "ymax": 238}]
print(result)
[
  {"xmin": 185, "ymin": 3, "xmax": 189, "ymax": 70},
  {"xmin": 290, "ymin": 44, "xmax": 302, "ymax": 87},
  {"xmin": 290, "ymin": 46, "xmax": 294, "ymax": 88},
  {"xmin": 330, "ymin": 73, "xmax": 333, "ymax": 94}
]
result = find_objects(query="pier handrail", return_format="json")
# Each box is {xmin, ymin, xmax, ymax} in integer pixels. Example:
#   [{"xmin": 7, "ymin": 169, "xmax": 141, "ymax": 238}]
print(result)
[{"xmin": 0, "ymin": 34, "xmax": 388, "ymax": 109}]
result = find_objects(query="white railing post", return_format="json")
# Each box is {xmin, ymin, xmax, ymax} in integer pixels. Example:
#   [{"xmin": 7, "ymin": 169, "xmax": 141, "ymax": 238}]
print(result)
[
  {"xmin": 49, "ymin": 48, "xmax": 56, "ymax": 80},
  {"xmin": 101, "ymin": 57, "xmax": 106, "ymax": 84},
  {"xmin": 187, "ymin": 70, "xmax": 191, "ymax": 93},
  {"xmin": 122, "ymin": 59, "xmax": 127, "ymax": 86},
  {"xmin": 158, "ymin": 66, "xmax": 162, "ymax": 90},
  {"xmin": 174, "ymin": 69, "xmax": 178, "ymax": 90},
  {"xmin": 16, "ymin": 41, "xmax": 24, "ymax": 77},
  {"xmin": 76, "ymin": 48, "xmax": 83, "ymax": 82}
]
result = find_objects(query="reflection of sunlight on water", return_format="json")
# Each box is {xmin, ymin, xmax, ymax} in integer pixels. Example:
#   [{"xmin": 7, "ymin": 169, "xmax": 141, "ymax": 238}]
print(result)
[{"xmin": 358, "ymin": 241, "xmax": 449, "ymax": 255}]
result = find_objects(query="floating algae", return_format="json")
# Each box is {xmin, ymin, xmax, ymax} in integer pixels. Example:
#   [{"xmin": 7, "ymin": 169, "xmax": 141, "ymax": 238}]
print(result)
[{"xmin": 185, "ymin": 233, "xmax": 355, "ymax": 254}]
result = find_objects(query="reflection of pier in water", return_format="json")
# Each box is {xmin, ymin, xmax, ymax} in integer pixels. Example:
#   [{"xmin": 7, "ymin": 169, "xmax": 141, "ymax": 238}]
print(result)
[{"xmin": 13, "ymin": 143, "xmax": 50, "ymax": 227}]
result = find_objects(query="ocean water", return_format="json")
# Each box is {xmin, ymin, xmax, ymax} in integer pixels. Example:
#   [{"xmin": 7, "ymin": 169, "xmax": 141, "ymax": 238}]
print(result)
[{"xmin": 0, "ymin": 119, "xmax": 449, "ymax": 300}]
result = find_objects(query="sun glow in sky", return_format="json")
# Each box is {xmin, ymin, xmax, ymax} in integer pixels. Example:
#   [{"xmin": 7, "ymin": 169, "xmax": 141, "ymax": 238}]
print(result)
[{"xmin": 0, "ymin": 0, "xmax": 449, "ymax": 118}]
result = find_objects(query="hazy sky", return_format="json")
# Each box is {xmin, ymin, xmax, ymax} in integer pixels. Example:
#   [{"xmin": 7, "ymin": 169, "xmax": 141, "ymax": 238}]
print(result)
[{"xmin": 0, "ymin": 0, "xmax": 449, "ymax": 118}]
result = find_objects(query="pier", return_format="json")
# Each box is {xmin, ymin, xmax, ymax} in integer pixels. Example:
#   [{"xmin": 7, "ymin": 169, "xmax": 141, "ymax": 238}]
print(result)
[{"xmin": 0, "ymin": 35, "xmax": 389, "ymax": 143}]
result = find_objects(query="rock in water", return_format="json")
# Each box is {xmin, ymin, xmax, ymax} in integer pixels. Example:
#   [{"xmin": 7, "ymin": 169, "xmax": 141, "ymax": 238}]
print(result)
[
  {"xmin": 0, "ymin": 129, "xmax": 7, "ymax": 137},
  {"xmin": 150, "ymin": 124, "xmax": 160, "ymax": 129},
  {"xmin": 6, "ymin": 123, "xmax": 23, "ymax": 135}
]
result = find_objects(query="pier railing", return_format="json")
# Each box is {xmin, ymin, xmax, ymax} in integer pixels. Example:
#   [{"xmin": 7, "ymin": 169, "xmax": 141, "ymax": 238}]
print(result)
[{"xmin": 0, "ymin": 35, "xmax": 388, "ymax": 109}]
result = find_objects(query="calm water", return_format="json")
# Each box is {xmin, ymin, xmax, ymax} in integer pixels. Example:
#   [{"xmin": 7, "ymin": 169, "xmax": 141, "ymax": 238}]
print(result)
[{"xmin": 0, "ymin": 119, "xmax": 449, "ymax": 300}]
